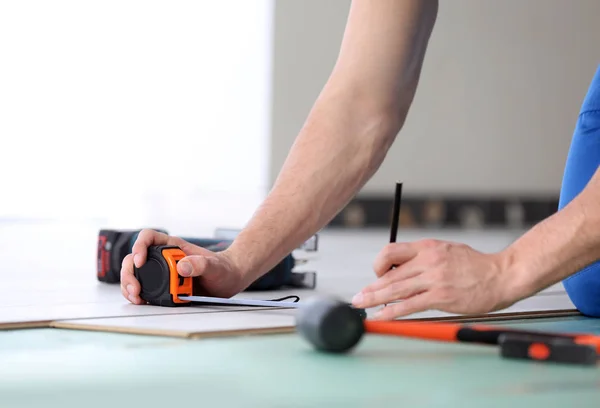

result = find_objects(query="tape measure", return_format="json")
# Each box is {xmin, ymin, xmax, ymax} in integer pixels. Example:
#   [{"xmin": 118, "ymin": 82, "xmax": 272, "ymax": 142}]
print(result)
[
  {"xmin": 133, "ymin": 245, "xmax": 311, "ymax": 309},
  {"xmin": 133, "ymin": 245, "xmax": 192, "ymax": 307}
]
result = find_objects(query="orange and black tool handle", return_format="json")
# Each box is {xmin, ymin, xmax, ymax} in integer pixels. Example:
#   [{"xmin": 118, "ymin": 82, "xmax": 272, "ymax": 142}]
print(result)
[
  {"xmin": 364, "ymin": 320, "xmax": 600, "ymax": 365},
  {"xmin": 133, "ymin": 245, "xmax": 192, "ymax": 307},
  {"xmin": 498, "ymin": 333, "xmax": 598, "ymax": 365}
]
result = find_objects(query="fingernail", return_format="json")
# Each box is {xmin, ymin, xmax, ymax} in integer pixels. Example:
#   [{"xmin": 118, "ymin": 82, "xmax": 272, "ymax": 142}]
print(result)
[
  {"xmin": 179, "ymin": 260, "xmax": 192, "ymax": 276},
  {"xmin": 126, "ymin": 284, "xmax": 134, "ymax": 295},
  {"xmin": 373, "ymin": 310, "xmax": 384, "ymax": 319},
  {"xmin": 133, "ymin": 254, "xmax": 142, "ymax": 267},
  {"xmin": 352, "ymin": 293, "xmax": 363, "ymax": 305},
  {"xmin": 128, "ymin": 294, "xmax": 137, "ymax": 303}
]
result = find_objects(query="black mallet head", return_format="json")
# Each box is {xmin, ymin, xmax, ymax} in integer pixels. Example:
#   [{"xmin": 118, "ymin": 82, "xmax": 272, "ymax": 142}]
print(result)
[{"xmin": 295, "ymin": 296, "xmax": 366, "ymax": 353}]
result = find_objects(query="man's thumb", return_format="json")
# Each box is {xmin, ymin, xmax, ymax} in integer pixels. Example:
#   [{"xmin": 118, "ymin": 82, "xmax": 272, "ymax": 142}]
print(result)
[{"xmin": 177, "ymin": 255, "xmax": 208, "ymax": 277}]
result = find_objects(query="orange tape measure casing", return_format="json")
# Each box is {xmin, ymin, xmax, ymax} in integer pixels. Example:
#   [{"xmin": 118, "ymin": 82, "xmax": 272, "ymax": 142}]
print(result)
[{"xmin": 133, "ymin": 245, "xmax": 193, "ymax": 307}]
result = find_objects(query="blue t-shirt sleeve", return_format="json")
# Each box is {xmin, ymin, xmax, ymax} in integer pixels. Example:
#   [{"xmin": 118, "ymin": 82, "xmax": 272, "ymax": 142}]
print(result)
[{"xmin": 558, "ymin": 63, "xmax": 600, "ymax": 316}]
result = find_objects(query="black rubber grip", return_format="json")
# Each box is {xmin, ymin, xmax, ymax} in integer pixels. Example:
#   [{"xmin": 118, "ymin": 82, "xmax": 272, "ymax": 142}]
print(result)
[
  {"xmin": 499, "ymin": 333, "xmax": 597, "ymax": 366},
  {"xmin": 456, "ymin": 327, "xmax": 578, "ymax": 346}
]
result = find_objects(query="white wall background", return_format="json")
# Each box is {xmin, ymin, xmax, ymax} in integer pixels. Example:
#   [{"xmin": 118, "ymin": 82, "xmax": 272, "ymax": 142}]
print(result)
[
  {"xmin": 0, "ymin": 0, "xmax": 274, "ymax": 236},
  {"xmin": 269, "ymin": 0, "xmax": 600, "ymax": 197},
  {"xmin": 3, "ymin": 0, "xmax": 599, "ymax": 237}
]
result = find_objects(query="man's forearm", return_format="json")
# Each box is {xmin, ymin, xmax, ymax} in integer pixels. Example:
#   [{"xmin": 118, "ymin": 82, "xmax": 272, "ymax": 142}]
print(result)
[
  {"xmin": 229, "ymin": 89, "xmax": 404, "ymax": 283},
  {"xmin": 224, "ymin": 0, "xmax": 438, "ymax": 285},
  {"xmin": 500, "ymin": 167, "xmax": 600, "ymax": 304}
]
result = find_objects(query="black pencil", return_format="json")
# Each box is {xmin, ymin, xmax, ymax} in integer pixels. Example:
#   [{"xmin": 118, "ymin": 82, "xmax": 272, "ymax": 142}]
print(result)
[
  {"xmin": 389, "ymin": 181, "xmax": 403, "ymax": 243},
  {"xmin": 383, "ymin": 181, "xmax": 403, "ymax": 308}
]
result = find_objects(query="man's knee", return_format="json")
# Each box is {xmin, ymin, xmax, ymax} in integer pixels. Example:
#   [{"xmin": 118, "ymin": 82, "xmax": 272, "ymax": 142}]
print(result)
[{"xmin": 563, "ymin": 262, "xmax": 600, "ymax": 317}]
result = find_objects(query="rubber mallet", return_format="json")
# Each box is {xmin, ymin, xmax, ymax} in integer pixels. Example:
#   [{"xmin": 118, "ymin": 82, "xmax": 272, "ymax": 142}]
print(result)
[{"xmin": 295, "ymin": 296, "xmax": 600, "ymax": 365}]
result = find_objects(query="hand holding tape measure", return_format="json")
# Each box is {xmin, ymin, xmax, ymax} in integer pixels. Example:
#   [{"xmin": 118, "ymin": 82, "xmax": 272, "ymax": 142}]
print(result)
[
  {"xmin": 97, "ymin": 228, "xmax": 318, "ymax": 305},
  {"xmin": 131, "ymin": 244, "xmax": 311, "ymax": 308},
  {"xmin": 127, "ymin": 242, "xmax": 247, "ymax": 305}
]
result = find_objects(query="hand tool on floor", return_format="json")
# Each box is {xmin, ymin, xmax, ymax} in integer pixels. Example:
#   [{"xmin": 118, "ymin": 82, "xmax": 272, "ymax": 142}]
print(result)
[
  {"xmin": 133, "ymin": 244, "xmax": 297, "ymax": 307},
  {"xmin": 97, "ymin": 227, "xmax": 318, "ymax": 291},
  {"xmin": 133, "ymin": 244, "xmax": 367, "ymax": 315},
  {"xmin": 295, "ymin": 296, "xmax": 600, "ymax": 366}
]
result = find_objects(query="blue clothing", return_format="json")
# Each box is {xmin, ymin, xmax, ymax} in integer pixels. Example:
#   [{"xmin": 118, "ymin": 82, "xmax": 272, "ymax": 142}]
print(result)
[{"xmin": 558, "ymin": 63, "xmax": 600, "ymax": 316}]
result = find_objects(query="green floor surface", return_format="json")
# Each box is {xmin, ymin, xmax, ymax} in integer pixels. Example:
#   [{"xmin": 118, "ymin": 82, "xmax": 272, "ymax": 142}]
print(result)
[{"xmin": 1, "ymin": 316, "xmax": 599, "ymax": 408}]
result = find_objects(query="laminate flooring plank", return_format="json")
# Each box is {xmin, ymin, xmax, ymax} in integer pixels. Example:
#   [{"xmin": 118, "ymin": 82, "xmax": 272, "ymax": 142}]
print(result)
[
  {"xmin": 52, "ymin": 292, "xmax": 578, "ymax": 338},
  {"xmin": 52, "ymin": 309, "xmax": 298, "ymax": 338}
]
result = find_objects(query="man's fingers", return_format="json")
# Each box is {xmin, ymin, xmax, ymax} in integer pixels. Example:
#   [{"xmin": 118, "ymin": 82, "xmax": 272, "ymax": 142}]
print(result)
[
  {"xmin": 131, "ymin": 229, "xmax": 171, "ymax": 267},
  {"xmin": 177, "ymin": 254, "xmax": 218, "ymax": 278},
  {"xmin": 131, "ymin": 229, "xmax": 191, "ymax": 268},
  {"xmin": 373, "ymin": 243, "xmax": 418, "ymax": 277},
  {"xmin": 119, "ymin": 254, "xmax": 144, "ymax": 304},
  {"xmin": 372, "ymin": 292, "xmax": 433, "ymax": 320},
  {"xmin": 352, "ymin": 276, "xmax": 429, "ymax": 308},
  {"xmin": 126, "ymin": 230, "xmax": 217, "ymax": 304},
  {"xmin": 361, "ymin": 262, "xmax": 423, "ymax": 294}
]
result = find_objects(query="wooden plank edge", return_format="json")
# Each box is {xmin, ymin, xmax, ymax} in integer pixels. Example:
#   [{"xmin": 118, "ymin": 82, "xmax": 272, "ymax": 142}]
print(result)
[
  {"xmin": 49, "ymin": 320, "xmax": 195, "ymax": 338},
  {"xmin": 0, "ymin": 306, "xmax": 292, "ymax": 331},
  {"xmin": 188, "ymin": 326, "xmax": 297, "ymax": 339},
  {"xmin": 50, "ymin": 320, "xmax": 297, "ymax": 339},
  {"xmin": 402, "ymin": 309, "xmax": 581, "ymax": 323},
  {"xmin": 0, "ymin": 321, "xmax": 53, "ymax": 330}
]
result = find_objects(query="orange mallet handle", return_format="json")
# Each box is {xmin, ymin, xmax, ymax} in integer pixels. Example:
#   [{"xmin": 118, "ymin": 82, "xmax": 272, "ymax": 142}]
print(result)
[{"xmin": 364, "ymin": 320, "xmax": 600, "ymax": 366}]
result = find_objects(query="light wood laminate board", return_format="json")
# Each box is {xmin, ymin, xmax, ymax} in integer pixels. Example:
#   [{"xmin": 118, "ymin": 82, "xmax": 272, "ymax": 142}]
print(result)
[
  {"xmin": 52, "ymin": 309, "xmax": 298, "ymax": 338},
  {"xmin": 53, "ymin": 291, "xmax": 579, "ymax": 338}
]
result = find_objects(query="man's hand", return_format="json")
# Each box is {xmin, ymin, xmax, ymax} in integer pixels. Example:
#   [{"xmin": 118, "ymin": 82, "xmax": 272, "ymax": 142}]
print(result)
[
  {"xmin": 352, "ymin": 164, "xmax": 600, "ymax": 321},
  {"xmin": 351, "ymin": 239, "xmax": 514, "ymax": 320},
  {"xmin": 120, "ymin": 229, "xmax": 248, "ymax": 305}
]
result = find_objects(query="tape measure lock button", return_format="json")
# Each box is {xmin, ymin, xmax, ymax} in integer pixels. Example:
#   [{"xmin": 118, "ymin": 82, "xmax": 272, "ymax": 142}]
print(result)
[{"xmin": 133, "ymin": 245, "xmax": 192, "ymax": 307}]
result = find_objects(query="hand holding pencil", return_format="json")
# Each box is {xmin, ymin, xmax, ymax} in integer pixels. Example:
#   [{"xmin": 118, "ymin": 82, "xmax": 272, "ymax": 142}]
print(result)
[{"xmin": 351, "ymin": 182, "xmax": 521, "ymax": 320}]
